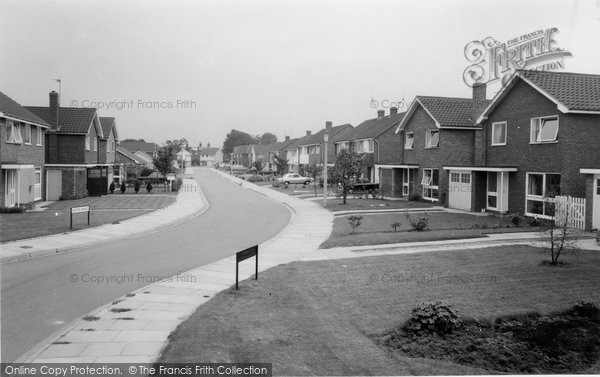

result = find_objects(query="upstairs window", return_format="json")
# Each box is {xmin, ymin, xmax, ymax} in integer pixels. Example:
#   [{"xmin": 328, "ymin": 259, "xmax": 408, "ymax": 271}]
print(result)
[
  {"xmin": 85, "ymin": 134, "xmax": 91, "ymax": 150},
  {"xmin": 405, "ymin": 133, "xmax": 414, "ymax": 149},
  {"xmin": 425, "ymin": 130, "xmax": 439, "ymax": 148},
  {"xmin": 491, "ymin": 122, "xmax": 507, "ymax": 145},
  {"xmin": 23, "ymin": 124, "xmax": 32, "ymax": 144},
  {"xmin": 36, "ymin": 126, "xmax": 43, "ymax": 146},
  {"xmin": 6, "ymin": 121, "xmax": 22, "ymax": 143},
  {"xmin": 356, "ymin": 139, "xmax": 374, "ymax": 153},
  {"xmin": 531, "ymin": 116, "xmax": 558, "ymax": 143}
]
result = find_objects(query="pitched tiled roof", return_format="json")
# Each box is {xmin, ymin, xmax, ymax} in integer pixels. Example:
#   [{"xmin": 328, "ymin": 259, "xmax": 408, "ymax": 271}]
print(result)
[
  {"xmin": 99, "ymin": 117, "xmax": 116, "ymax": 140},
  {"xmin": 119, "ymin": 141, "xmax": 157, "ymax": 154},
  {"xmin": 199, "ymin": 147, "xmax": 219, "ymax": 156},
  {"xmin": 415, "ymin": 96, "xmax": 489, "ymax": 128},
  {"xmin": 0, "ymin": 92, "xmax": 50, "ymax": 127},
  {"xmin": 336, "ymin": 112, "xmax": 405, "ymax": 142},
  {"xmin": 26, "ymin": 106, "xmax": 97, "ymax": 134},
  {"xmin": 516, "ymin": 70, "xmax": 600, "ymax": 112},
  {"xmin": 116, "ymin": 146, "xmax": 145, "ymax": 164},
  {"xmin": 300, "ymin": 124, "xmax": 353, "ymax": 146}
]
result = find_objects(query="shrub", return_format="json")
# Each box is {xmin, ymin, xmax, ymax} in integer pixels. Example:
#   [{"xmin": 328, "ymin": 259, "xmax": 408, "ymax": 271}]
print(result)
[
  {"xmin": 140, "ymin": 167, "xmax": 154, "ymax": 177},
  {"xmin": 347, "ymin": 215, "xmax": 363, "ymax": 233},
  {"xmin": 120, "ymin": 182, "xmax": 127, "ymax": 194},
  {"xmin": 407, "ymin": 192, "xmax": 421, "ymax": 201},
  {"xmin": 109, "ymin": 182, "xmax": 115, "ymax": 194},
  {"xmin": 146, "ymin": 183, "xmax": 153, "ymax": 193},
  {"xmin": 0, "ymin": 206, "xmax": 25, "ymax": 214},
  {"xmin": 391, "ymin": 221, "xmax": 402, "ymax": 232},
  {"xmin": 406, "ymin": 212, "xmax": 430, "ymax": 231},
  {"xmin": 272, "ymin": 181, "xmax": 282, "ymax": 188},
  {"xmin": 511, "ymin": 215, "xmax": 522, "ymax": 227},
  {"xmin": 527, "ymin": 216, "xmax": 541, "ymax": 227},
  {"xmin": 403, "ymin": 301, "xmax": 462, "ymax": 336},
  {"xmin": 569, "ymin": 301, "xmax": 599, "ymax": 318},
  {"xmin": 247, "ymin": 175, "xmax": 264, "ymax": 183},
  {"xmin": 134, "ymin": 181, "xmax": 140, "ymax": 193}
]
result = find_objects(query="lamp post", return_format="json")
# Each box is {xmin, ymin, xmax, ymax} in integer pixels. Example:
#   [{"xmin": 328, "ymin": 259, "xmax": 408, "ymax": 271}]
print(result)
[{"xmin": 323, "ymin": 134, "xmax": 328, "ymax": 207}]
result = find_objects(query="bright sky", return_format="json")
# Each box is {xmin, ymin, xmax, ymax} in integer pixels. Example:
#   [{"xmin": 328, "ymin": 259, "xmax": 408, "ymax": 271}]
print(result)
[{"xmin": 2, "ymin": 0, "xmax": 599, "ymax": 148}]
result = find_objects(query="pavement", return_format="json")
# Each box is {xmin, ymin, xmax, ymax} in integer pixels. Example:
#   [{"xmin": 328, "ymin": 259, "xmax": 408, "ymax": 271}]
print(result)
[
  {"xmin": 0, "ymin": 172, "xmax": 206, "ymax": 263},
  {"xmin": 14, "ymin": 168, "xmax": 600, "ymax": 363}
]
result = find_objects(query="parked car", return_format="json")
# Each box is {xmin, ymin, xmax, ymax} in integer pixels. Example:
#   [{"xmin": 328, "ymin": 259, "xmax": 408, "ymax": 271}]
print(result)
[{"xmin": 276, "ymin": 173, "xmax": 312, "ymax": 185}]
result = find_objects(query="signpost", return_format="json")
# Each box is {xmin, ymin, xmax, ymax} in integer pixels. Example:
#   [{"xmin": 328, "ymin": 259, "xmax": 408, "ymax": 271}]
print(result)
[
  {"xmin": 70, "ymin": 205, "xmax": 90, "ymax": 229},
  {"xmin": 235, "ymin": 245, "xmax": 258, "ymax": 290}
]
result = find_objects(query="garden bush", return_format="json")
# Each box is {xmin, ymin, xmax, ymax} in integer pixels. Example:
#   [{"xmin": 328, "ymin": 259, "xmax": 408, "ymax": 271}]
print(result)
[
  {"xmin": 403, "ymin": 300, "xmax": 462, "ymax": 336},
  {"xmin": 0, "ymin": 206, "xmax": 25, "ymax": 214},
  {"xmin": 140, "ymin": 167, "xmax": 154, "ymax": 177},
  {"xmin": 347, "ymin": 215, "xmax": 363, "ymax": 233},
  {"xmin": 246, "ymin": 175, "xmax": 264, "ymax": 183},
  {"xmin": 109, "ymin": 182, "xmax": 115, "ymax": 194},
  {"xmin": 407, "ymin": 192, "xmax": 421, "ymax": 201},
  {"xmin": 406, "ymin": 212, "xmax": 430, "ymax": 231},
  {"xmin": 146, "ymin": 183, "xmax": 153, "ymax": 193},
  {"xmin": 390, "ymin": 221, "xmax": 402, "ymax": 232},
  {"xmin": 134, "ymin": 181, "xmax": 140, "ymax": 193},
  {"xmin": 511, "ymin": 215, "xmax": 522, "ymax": 227},
  {"xmin": 120, "ymin": 182, "xmax": 127, "ymax": 193}
]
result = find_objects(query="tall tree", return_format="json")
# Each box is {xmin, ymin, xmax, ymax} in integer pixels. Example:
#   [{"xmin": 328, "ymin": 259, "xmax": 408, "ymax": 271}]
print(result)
[
  {"xmin": 165, "ymin": 138, "xmax": 188, "ymax": 154},
  {"xmin": 259, "ymin": 133, "xmax": 278, "ymax": 145},
  {"xmin": 330, "ymin": 144, "xmax": 364, "ymax": 204},
  {"xmin": 272, "ymin": 155, "xmax": 288, "ymax": 176},
  {"xmin": 153, "ymin": 145, "xmax": 176, "ymax": 179},
  {"xmin": 222, "ymin": 129, "xmax": 258, "ymax": 155}
]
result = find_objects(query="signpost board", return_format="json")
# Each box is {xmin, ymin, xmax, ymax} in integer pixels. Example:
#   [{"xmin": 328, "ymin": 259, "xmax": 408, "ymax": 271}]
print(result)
[
  {"xmin": 70, "ymin": 205, "xmax": 90, "ymax": 229},
  {"xmin": 235, "ymin": 245, "xmax": 258, "ymax": 290}
]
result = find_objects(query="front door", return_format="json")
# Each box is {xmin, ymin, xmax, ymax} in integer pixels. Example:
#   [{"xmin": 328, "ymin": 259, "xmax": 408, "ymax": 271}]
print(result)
[
  {"xmin": 5, "ymin": 169, "xmax": 16, "ymax": 207},
  {"xmin": 448, "ymin": 170, "xmax": 472, "ymax": 211},
  {"xmin": 87, "ymin": 167, "xmax": 108, "ymax": 196},
  {"xmin": 402, "ymin": 169, "xmax": 415, "ymax": 196},
  {"xmin": 594, "ymin": 175, "xmax": 600, "ymax": 229}
]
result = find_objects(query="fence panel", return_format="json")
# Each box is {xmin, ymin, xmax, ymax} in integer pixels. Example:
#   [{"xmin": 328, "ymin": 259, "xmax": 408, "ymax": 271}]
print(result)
[{"xmin": 555, "ymin": 195, "xmax": 586, "ymax": 230}]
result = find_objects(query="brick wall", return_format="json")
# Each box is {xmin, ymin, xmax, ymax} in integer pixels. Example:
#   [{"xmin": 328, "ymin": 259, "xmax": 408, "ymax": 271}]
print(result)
[{"xmin": 376, "ymin": 127, "xmax": 402, "ymax": 164}]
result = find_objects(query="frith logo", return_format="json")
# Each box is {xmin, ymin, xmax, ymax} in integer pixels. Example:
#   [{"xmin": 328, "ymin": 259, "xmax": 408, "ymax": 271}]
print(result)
[{"xmin": 463, "ymin": 28, "xmax": 573, "ymax": 88}]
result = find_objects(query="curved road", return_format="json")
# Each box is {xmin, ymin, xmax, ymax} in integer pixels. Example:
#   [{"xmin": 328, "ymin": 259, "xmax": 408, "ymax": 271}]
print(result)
[{"xmin": 1, "ymin": 168, "xmax": 290, "ymax": 362}]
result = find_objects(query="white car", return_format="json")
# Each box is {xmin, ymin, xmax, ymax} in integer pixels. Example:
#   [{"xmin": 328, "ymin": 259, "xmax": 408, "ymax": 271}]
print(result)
[{"xmin": 276, "ymin": 173, "xmax": 312, "ymax": 185}]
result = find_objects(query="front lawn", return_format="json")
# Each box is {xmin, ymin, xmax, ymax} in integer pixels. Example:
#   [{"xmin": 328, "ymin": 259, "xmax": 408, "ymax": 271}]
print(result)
[
  {"xmin": 323, "ymin": 198, "xmax": 436, "ymax": 212},
  {"xmin": 158, "ymin": 246, "xmax": 600, "ymax": 374},
  {"xmin": 321, "ymin": 211, "xmax": 539, "ymax": 248}
]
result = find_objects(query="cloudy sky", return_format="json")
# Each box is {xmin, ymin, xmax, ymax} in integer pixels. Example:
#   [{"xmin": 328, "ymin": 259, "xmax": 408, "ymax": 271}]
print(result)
[{"xmin": 2, "ymin": 0, "xmax": 599, "ymax": 148}]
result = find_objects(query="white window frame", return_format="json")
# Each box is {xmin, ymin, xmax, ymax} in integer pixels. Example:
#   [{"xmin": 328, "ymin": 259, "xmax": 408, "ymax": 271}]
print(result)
[
  {"xmin": 23, "ymin": 124, "xmax": 32, "ymax": 145},
  {"xmin": 425, "ymin": 130, "xmax": 439, "ymax": 148},
  {"xmin": 421, "ymin": 168, "xmax": 439, "ymax": 201},
  {"xmin": 525, "ymin": 172, "xmax": 561, "ymax": 219},
  {"xmin": 85, "ymin": 134, "xmax": 91, "ymax": 150},
  {"xmin": 93, "ymin": 136, "xmax": 97, "ymax": 151},
  {"xmin": 34, "ymin": 167, "xmax": 42, "ymax": 200},
  {"xmin": 530, "ymin": 116, "xmax": 559, "ymax": 144},
  {"xmin": 37, "ymin": 126, "xmax": 43, "ymax": 146},
  {"xmin": 491, "ymin": 121, "xmax": 507, "ymax": 146},
  {"xmin": 6, "ymin": 120, "xmax": 23, "ymax": 144},
  {"xmin": 405, "ymin": 133, "xmax": 414, "ymax": 149},
  {"xmin": 487, "ymin": 172, "xmax": 499, "ymax": 210}
]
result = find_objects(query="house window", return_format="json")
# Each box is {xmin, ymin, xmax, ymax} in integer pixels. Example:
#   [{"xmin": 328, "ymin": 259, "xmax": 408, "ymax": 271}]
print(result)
[
  {"xmin": 491, "ymin": 122, "xmax": 507, "ymax": 145},
  {"xmin": 37, "ymin": 126, "xmax": 43, "ymax": 146},
  {"xmin": 526, "ymin": 172, "xmax": 561, "ymax": 218},
  {"xmin": 85, "ymin": 134, "xmax": 91, "ymax": 150},
  {"xmin": 355, "ymin": 139, "xmax": 374, "ymax": 153},
  {"xmin": 421, "ymin": 168, "xmax": 439, "ymax": 201},
  {"xmin": 487, "ymin": 172, "xmax": 498, "ymax": 209},
  {"xmin": 425, "ymin": 130, "xmax": 439, "ymax": 148},
  {"xmin": 405, "ymin": 133, "xmax": 414, "ymax": 149},
  {"xmin": 6, "ymin": 120, "xmax": 22, "ymax": 143},
  {"xmin": 530, "ymin": 116, "xmax": 558, "ymax": 143},
  {"xmin": 23, "ymin": 124, "xmax": 32, "ymax": 144},
  {"xmin": 34, "ymin": 168, "xmax": 42, "ymax": 200}
]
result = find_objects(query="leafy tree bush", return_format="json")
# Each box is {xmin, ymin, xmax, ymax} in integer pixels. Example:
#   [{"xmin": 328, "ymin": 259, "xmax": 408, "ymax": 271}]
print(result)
[
  {"xmin": 330, "ymin": 143, "xmax": 364, "ymax": 204},
  {"xmin": 407, "ymin": 192, "xmax": 421, "ymax": 201},
  {"xmin": 347, "ymin": 215, "xmax": 363, "ymax": 234},
  {"xmin": 140, "ymin": 167, "xmax": 154, "ymax": 177},
  {"xmin": 247, "ymin": 175, "xmax": 264, "ymax": 182},
  {"xmin": 511, "ymin": 215, "xmax": 522, "ymax": 227},
  {"xmin": 120, "ymin": 182, "xmax": 127, "ymax": 194},
  {"xmin": 406, "ymin": 212, "xmax": 430, "ymax": 231},
  {"xmin": 134, "ymin": 181, "xmax": 140, "ymax": 194},
  {"xmin": 109, "ymin": 182, "xmax": 115, "ymax": 194},
  {"xmin": 0, "ymin": 206, "xmax": 25, "ymax": 214},
  {"xmin": 391, "ymin": 221, "xmax": 402, "ymax": 232},
  {"xmin": 146, "ymin": 183, "xmax": 153, "ymax": 193},
  {"xmin": 403, "ymin": 301, "xmax": 462, "ymax": 336}
]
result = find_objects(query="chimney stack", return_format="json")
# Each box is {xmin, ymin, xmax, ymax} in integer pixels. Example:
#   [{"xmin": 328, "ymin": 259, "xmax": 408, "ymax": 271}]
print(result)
[
  {"xmin": 377, "ymin": 109, "xmax": 385, "ymax": 118},
  {"xmin": 199, "ymin": 142, "xmax": 203, "ymax": 148},
  {"xmin": 390, "ymin": 107, "xmax": 398, "ymax": 115},
  {"xmin": 285, "ymin": 136, "xmax": 290, "ymax": 141},
  {"xmin": 207, "ymin": 142, "xmax": 210, "ymax": 147},
  {"xmin": 325, "ymin": 121, "xmax": 332, "ymax": 131},
  {"xmin": 472, "ymin": 82, "xmax": 487, "ymax": 121},
  {"xmin": 306, "ymin": 130, "xmax": 312, "ymax": 136},
  {"xmin": 49, "ymin": 91, "xmax": 59, "ymax": 130}
]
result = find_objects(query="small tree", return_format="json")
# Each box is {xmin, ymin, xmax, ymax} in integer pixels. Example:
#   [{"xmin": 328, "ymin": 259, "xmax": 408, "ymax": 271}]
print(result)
[
  {"xmin": 153, "ymin": 145, "xmax": 176, "ymax": 181},
  {"xmin": 540, "ymin": 196, "xmax": 579, "ymax": 265},
  {"xmin": 304, "ymin": 163, "xmax": 323, "ymax": 196},
  {"xmin": 330, "ymin": 144, "xmax": 364, "ymax": 204},
  {"xmin": 347, "ymin": 215, "xmax": 363, "ymax": 234},
  {"xmin": 272, "ymin": 155, "xmax": 288, "ymax": 177},
  {"xmin": 120, "ymin": 181, "xmax": 127, "ymax": 194},
  {"xmin": 109, "ymin": 182, "xmax": 115, "ymax": 194},
  {"xmin": 134, "ymin": 181, "xmax": 140, "ymax": 194},
  {"xmin": 252, "ymin": 160, "xmax": 263, "ymax": 173},
  {"xmin": 146, "ymin": 182, "xmax": 153, "ymax": 193}
]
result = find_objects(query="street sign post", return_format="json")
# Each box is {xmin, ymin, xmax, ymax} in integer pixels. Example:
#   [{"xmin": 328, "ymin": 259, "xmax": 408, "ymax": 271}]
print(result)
[
  {"xmin": 235, "ymin": 245, "xmax": 258, "ymax": 290},
  {"xmin": 70, "ymin": 205, "xmax": 90, "ymax": 229}
]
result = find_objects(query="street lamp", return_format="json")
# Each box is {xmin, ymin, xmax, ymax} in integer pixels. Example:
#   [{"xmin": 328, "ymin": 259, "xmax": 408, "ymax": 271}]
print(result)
[{"xmin": 323, "ymin": 133, "xmax": 328, "ymax": 207}]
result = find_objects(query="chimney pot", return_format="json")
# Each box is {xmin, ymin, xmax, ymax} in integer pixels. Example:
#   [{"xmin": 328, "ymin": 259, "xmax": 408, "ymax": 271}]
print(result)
[
  {"xmin": 325, "ymin": 121, "xmax": 332, "ymax": 130},
  {"xmin": 285, "ymin": 136, "xmax": 290, "ymax": 141},
  {"xmin": 306, "ymin": 130, "xmax": 311, "ymax": 136},
  {"xmin": 49, "ymin": 91, "xmax": 60, "ymax": 129},
  {"xmin": 377, "ymin": 109, "xmax": 385, "ymax": 118},
  {"xmin": 390, "ymin": 107, "xmax": 398, "ymax": 115}
]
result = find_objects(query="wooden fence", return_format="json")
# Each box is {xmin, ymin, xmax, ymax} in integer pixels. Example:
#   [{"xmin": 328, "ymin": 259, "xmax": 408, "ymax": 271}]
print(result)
[{"xmin": 554, "ymin": 195, "xmax": 586, "ymax": 230}]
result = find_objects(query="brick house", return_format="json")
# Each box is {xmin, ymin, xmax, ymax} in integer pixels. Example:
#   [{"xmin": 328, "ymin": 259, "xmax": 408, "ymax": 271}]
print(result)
[
  {"xmin": 116, "ymin": 146, "xmax": 145, "ymax": 182},
  {"xmin": 0, "ymin": 91, "xmax": 50, "ymax": 208},
  {"xmin": 191, "ymin": 142, "xmax": 223, "ymax": 168},
  {"xmin": 26, "ymin": 91, "xmax": 110, "ymax": 199},
  {"xmin": 99, "ymin": 117, "xmax": 119, "ymax": 184},
  {"xmin": 466, "ymin": 70, "xmax": 600, "ymax": 229},
  {"xmin": 262, "ymin": 136, "xmax": 296, "ymax": 173},
  {"xmin": 332, "ymin": 108, "xmax": 405, "ymax": 192},
  {"xmin": 391, "ymin": 86, "xmax": 490, "ymax": 204},
  {"xmin": 231, "ymin": 144, "xmax": 266, "ymax": 168},
  {"xmin": 296, "ymin": 122, "xmax": 353, "ymax": 174}
]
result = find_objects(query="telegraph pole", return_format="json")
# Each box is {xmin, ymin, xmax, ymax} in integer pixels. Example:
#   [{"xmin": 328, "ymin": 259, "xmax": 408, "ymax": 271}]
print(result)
[{"xmin": 323, "ymin": 134, "xmax": 328, "ymax": 207}]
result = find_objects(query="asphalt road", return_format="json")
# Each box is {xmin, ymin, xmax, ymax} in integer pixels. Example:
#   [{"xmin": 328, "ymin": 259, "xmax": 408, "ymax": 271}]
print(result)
[{"xmin": 0, "ymin": 168, "xmax": 291, "ymax": 362}]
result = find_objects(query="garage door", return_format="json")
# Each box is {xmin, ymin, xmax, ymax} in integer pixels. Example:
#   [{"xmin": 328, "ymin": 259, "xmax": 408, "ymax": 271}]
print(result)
[
  {"xmin": 46, "ymin": 170, "xmax": 62, "ymax": 201},
  {"xmin": 448, "ymin": 170, "xmax": 471, "ymax": 211}
]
